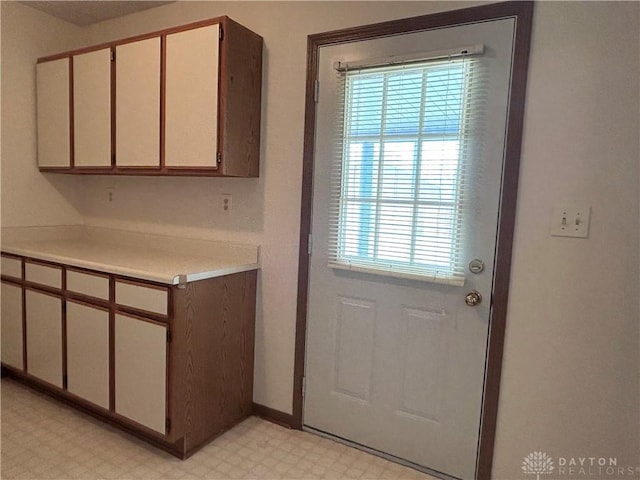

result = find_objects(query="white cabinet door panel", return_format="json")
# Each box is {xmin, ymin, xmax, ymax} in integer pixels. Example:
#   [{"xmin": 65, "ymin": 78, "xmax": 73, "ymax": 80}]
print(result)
[
  {"xmin": 74, "ymin": 48, "xmax": 111, "ymax": 167},
  {"xmin": 165, "ymin": 24, "xmax": 219, "ymax": 168},
  {"xmin": 36, "ymin": 58, "xmax": 71, "ymax": 168},
  {"xmin": 115, "ymin": 313, "xmax": 166, "ymax": 434},
  {"xmin": 1, "ymin": 282, "xmax": 23, "ymax": 369},
  {"xmin": 116, "ymin": 38, "xmax": 160, "ymax": 167},
  {"xmin": 25, "ymin": 290, "xmax": 63, "ymax": 387},
  {"xmin": 67, "ymin": 301, "xmax": 110, "ymax": 409}
]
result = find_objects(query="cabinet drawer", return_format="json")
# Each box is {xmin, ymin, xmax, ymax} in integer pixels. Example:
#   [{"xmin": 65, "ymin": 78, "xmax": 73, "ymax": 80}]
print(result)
[
  {"xmin": 1, "ymin": 255, "xmax": 22, "ymax": 279},
  {"xmin": 25, "ymin": 262, "xmax": 62, "ymax": 289},
  {"xmin": 115, "ymin": 281, "xmax": 168, "ymax": 316},
  {"xmin": 67, "ymin": 270, "xmax": 109, "ymax": 301}
]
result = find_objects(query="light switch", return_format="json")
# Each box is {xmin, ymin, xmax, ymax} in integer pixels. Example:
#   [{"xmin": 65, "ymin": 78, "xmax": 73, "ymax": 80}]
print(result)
[{"xmin": 551, "ymin": 205, "xmax": 591, "ymax": 238}]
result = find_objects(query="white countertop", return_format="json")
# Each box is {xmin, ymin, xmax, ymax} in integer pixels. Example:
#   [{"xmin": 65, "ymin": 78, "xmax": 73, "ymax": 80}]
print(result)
[{"xmin": 1, "ymin": 226, "xmax": 259, "ymax": 285}]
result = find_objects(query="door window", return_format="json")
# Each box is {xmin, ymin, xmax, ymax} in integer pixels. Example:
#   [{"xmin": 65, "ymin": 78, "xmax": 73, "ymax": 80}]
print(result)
[{"xmin": 329, "ymin": 57, "xmax": 481, "ymax": 285}]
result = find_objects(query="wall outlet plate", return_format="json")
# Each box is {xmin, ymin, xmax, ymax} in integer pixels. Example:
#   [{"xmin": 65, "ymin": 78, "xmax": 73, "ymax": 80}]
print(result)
[{"xmin": 551, "ymin": 205, "xmax": 591, "ymax": 238}]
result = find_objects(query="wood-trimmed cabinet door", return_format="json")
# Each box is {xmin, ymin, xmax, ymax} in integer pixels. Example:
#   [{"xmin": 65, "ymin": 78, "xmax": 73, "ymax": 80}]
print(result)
[
  {"xmin": 36, "ymin": 58, "xmax": 70, "ymax": 168},
  {"xmin": 25, "ymin": 290, "xmax": 63, "ymax": 387},
  {"xmin": 165, "ymin": 24, "xmax": 220, "ymax": 169},
  {"xmin": 114, "ymin": 313, "xmax": 167, "ymax": 434},
  {"xmin": 66, "ymin": 301, "xmax": 110, "ymax": 409},
  {"xmin": 115, "ymin": 38, "xmax": 161, "ymax": 168},
  {"xmin": 1, "ymin": 282, "xmax": 24, "ymax": 370},
  {"xmin": 74, "ymin": 48, "xmax": 111, "ymax": 168}
]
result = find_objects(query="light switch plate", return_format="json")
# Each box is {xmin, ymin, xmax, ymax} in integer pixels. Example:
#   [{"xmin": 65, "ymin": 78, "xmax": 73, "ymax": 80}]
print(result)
[{"xmin": 551, "ymin": 205, "xmax": 591, "ymax": 238}]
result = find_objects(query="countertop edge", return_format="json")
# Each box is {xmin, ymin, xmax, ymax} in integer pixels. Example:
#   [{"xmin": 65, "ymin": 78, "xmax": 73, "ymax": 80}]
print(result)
[{"xmin": 1, "ymin": 245, "xmax": 260, "ymax": 286}]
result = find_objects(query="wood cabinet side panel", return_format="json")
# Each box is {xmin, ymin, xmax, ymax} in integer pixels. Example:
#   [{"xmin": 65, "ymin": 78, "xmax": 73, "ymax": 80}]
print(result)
[
  {"xmin": 171, "ymin": 270, "xmax": 256, "ymax": 451},
  {"xmin": 219, "ymin": 19, "xmax": 263, "ymax": 177}
]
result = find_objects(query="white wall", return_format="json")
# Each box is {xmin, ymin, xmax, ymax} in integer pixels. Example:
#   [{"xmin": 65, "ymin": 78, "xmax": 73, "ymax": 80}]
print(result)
[
  {"xmin": 1, "ymin": 1, "xmax": 638, "ymax": 478},
  {"xmin": 0, "ymin": 1, "xmax": 86, "ymax": 228},
  {"xmin": 493, "ymin": 2, "xmax": 640, "ymax": 476}
]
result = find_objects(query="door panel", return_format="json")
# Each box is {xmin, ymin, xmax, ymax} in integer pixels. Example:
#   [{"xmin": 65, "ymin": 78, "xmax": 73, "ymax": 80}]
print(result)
[
  {"xmin": 36, "ymin": 58, "xmax": 70, "ymax": 168},
  {"xmin": 333, "ymin": 296, "xmax": 375, "ymax": 401},
  {"xmin": 1, "ymin": 282, "xmax": 23, "ymax": 369},
  {"xmin": 165, "ymin": 24, "xmax": 219, "ymax": 168},
  {"xmin": 114, "ymin": 313, "xmax": 166, "ymax": 434},
  {"xmin": 67, "ymin": 301, "xmax": 110, "ymax": 409},
  {"xmin": 74, "ymin": 48, "xmax": 111, "ymax": 168},
  {"xmin": 304, "ymin": 19, "xmax": 516, "ymax": 480},
  {"xmin": 25, "ymin": 290, "xmax": 63, "ymax": 387},
  {"xmin": 116, "ymin": 37, "xmax": 161, "ymax": 167}
]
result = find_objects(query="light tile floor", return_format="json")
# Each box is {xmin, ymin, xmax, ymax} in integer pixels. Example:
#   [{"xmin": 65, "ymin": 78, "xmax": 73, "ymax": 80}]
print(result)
[{"xmin": 1, "ymin": 378, "xmax": 435, "ymax": 480}]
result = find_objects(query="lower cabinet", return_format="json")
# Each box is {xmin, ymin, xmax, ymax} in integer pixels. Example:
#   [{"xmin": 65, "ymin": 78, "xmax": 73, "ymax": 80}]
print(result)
[
  {"xmin": 1, "ymin": 281, "xmax": 23, "ymax": 369},
  {"xmin": 66, "ymin": 301, "xmax": 110, "ymax": 409},
  {"xmin": 25, "ymin": 289, "xmax": 63, "ymax": 388},
  {"xmin": 115, "ymin": 313, "xmax": 167, "ymax": 434},
  {"xmin": 1, "ymin": 254, "xmax": 257, "ymax": 459}
]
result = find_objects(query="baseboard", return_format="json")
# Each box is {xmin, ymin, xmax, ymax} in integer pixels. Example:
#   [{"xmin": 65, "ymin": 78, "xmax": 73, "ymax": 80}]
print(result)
[{"xmin": 252, "ymin": 402, "xmax": 296, "ymax": 429}]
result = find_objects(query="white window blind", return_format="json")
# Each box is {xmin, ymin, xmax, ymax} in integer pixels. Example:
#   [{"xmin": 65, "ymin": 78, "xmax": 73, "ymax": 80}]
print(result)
[{"xmin": 329, "ymin": 55, "xmax": 483, "ymax": 286}]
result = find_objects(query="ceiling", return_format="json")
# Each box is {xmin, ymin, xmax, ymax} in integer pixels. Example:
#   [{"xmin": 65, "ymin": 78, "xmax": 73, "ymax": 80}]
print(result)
[{"xmin": 19, "ymin": 1, "xmax": 175, "ymax": 26}]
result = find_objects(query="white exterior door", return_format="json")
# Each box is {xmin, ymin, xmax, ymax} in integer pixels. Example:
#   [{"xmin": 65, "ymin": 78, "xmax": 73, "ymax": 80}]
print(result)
[{"xmin": 304, "ymin": 19, "xmax": 516, "ymax": 480}]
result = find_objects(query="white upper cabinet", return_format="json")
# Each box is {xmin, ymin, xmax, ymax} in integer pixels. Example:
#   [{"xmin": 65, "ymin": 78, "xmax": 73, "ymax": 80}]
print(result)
[
  {"xmin": 74, "ymin": 48, "xmax": 111, "ymax": 168},
  {"xmin": 36, "ymin": 58, "xmax": 70, "ymax": 168},
  {"xmin": 36, "ymin": 17, "xmax": 262, "ymax": 177},
  {"xmin": 165, "ymin": 24, "xmax": 220, "ymax": 169},
  {"xmin": 116, "ymin": 38, "xmax": 161, "ymax": 168}
]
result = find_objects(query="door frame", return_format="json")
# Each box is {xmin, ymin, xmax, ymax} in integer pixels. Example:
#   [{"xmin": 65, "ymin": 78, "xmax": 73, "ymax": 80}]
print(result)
[{"xmin": 294, "ymin": 2, "xmax": 533, "ymax": 479}]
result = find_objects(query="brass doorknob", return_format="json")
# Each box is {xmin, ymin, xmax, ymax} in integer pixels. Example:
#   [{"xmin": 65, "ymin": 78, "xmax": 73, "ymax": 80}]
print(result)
[{"xmin": 465, "ymin": 290, "xmax": 482, "ymax": 307}]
